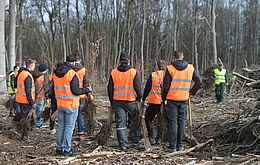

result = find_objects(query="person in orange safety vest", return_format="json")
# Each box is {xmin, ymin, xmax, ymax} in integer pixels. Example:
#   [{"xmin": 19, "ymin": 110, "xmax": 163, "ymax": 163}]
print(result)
[
  {"xmin": 51, "ymin": 55, "xmax": 92, "ymax": 156},
  {"xmin": 16, "ymin": 59, "xmax": 36, "ymax": 143},
  {"xmin": 142, "ymin": 60, "xmax": 166, "ymax": 144},
  {"xmin": 107, "ymin": 52, "xmax": 142, "ymax": 151},
  {"xmin": 162, "ymin": 50, "xmax": 202, "ymax": 152}
]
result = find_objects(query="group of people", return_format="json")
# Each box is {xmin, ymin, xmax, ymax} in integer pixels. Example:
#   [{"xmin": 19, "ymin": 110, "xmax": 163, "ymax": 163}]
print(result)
[
  {"xmin": 108, "ymin": 50, "xmax": 202, "ymax": 152},
  {"xmin": 6, "ymin": 49, "xmax": 228, "ymax": 156}
]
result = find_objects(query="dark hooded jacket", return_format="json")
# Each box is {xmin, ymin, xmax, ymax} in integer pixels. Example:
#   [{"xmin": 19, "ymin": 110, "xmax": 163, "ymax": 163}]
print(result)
[
  {"xmin": 50, "ymin": 62, "xmax": 91, "ymax": 99},
  {"xmin": 107, "ymin": 63, "xmax": 142, "ymax": 105},
  {"xmin": 162, "ymin": 60, "xmax": 202, "ymax": 102},
  {"xmin": 33, "ymin": 69, "xmax": 49, "ymax": 98}
]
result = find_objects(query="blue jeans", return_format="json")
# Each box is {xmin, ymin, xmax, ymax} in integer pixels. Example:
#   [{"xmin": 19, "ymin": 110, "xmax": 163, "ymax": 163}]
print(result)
[
  {"xmin": 56, "ymin": 108, "xmax": 78, "ymax": 152},
  {"xmin": 35, "ymin": 99, "xmax": 45, "ymax": 128},
  {"xmin": 165, "ymin": 100, "xmax": 187, "ymax": 150},
  {"xmin": 77, "ymin": 99, "xmax": 85, "ymax": 133}
]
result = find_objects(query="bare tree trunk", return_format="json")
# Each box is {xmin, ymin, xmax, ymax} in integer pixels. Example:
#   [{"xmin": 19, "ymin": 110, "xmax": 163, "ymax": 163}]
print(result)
[
  {"xmin": 192, "ymin": 0, "xmax": 198, "ymax": 70},
  {"xmin": 8, "ymin": 0, "xmax": 16, "ymax": 70},
  {"xmin": 173, "ymin": 0, "xmax": 179, "ymax": 51},
  {"xmin": 211, "ymin": 0, "xmax": 217, "ymax": 64},
  {"xmin": 0, "ymin": 0, "xmax": 6, "ymax": 92},
  {"xmin": 140, "ymin": 0, "xmax": 146, "ymax": 82}
]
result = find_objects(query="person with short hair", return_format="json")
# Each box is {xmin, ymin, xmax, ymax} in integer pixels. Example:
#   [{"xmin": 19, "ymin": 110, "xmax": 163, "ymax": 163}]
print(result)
[
  {"xmin": 16, "ymin": 59, "xmax": 36, "ymax": 143},
  {"xmin": 51, "ymin": 55, "xmax": 92, "ymax": 156},
  {"xmin": 162, "ymin": 50, "xmax": 202, "ymax": 152}
]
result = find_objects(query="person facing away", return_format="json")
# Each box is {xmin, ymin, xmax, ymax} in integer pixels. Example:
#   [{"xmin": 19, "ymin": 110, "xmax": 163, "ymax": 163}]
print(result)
[
  {"xmin": 73, "ymin": 54, "xmax": 89, "ymax": 136},
  {"xmin": 162, "ymin": 50, "xmax": 202, "ymax": 152},
  {"xmin": 33, "ymin": 64, "xmax": 48, "ymax": 128},
  {"xmin": 15, "ymin": 59, "xmax": 36, "ymax": 143},
  {"xmin": 51, "ymin": 54, "xmax": 92, "ymax": 157},
  {"xmin": 142, "ymin": 60, "xmax": 166, "ymax": 144},
  {"xmin": 213, "ymin": 63, "xmax": 228, "ymax": 103},
  {"xmin": 107, "ymin": 52, "xmax": 142, "ymax": 151}
]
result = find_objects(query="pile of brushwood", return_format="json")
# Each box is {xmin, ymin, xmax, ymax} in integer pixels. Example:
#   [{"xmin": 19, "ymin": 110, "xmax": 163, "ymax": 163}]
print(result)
[{"xmin": 194, "ymin": 65, "xmax": 260, "ymax": 156}]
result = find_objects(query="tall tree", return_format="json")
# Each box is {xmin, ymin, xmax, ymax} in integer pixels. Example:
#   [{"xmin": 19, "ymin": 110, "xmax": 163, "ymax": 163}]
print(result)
[
  {"xmin": 211, "ymin": 0, "xmax": 217, "ymax": 64},
  {"xmin": 0, "ymin": 0, "xmax": 6, "ymax": 92},
  {"xmin": 8, "ymin": 0, "xmax": 16, "ymax": 70}
]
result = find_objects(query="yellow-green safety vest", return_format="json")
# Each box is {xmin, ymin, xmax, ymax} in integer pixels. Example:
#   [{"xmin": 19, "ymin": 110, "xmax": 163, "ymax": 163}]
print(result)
[
  {"xmin": 7, "ymin": 72, "xmax": 15, "ymax": 94},
  {"xmin": 214, "ymin": 68, "xmax": 226, "ymax": 85}
]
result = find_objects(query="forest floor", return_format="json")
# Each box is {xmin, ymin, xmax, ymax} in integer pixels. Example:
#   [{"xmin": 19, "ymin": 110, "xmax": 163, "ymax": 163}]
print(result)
[{"xmin": 0, "ymin": 83, "xmax": 260, "ymax": 165}]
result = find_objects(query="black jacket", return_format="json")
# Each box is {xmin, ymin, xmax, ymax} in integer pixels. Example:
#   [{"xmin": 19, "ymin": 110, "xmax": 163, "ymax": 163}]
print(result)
[
  {"xmin": 162, "ymin": 60, "xmax": 202, "ymax": 102},
  {"xmin": 33, "ymin": 69, "xmax": 49, "ymax": 97},
  {"xmin": 50, "ymin": 62, "xmax": 91, "ymax": 99},
  {"xmin": 107, "ymin": 63, "xmax": 142, "ymax": 105}
]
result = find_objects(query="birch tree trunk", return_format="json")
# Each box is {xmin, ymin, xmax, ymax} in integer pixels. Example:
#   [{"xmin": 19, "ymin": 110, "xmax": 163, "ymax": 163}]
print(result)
[
  {"xmin": 8, "ymin": 0, "xmax": 16, "ymax": 70},
  {"xmin": 0, "ymin": 0, "xmax": 6, "ymax": 92},
  {"xmin": 140, "ymin": 0, "xmax": 146, "ymax": 82},
  {"xmin": 211, "ymin": 0, "xmax": 217, "ymax": 64}
]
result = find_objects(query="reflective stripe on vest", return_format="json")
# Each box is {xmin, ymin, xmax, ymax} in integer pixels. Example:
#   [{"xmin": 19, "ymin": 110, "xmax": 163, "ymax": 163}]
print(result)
[
  {"xmin": 7, "ymin": 72, "xmax": 15, "ymax": 94},
  {"xmin": 76, "ymin": 68, "xmax": 87, "ymax": 99},
  {"xmin": 53, "ymin": 69, "xmax": 79, "ymax": 109},
  {"xmin": 112, "ymin": 68, "xmax": 137, "ymax": 101},
  {"xmin": 214, "ymin": 68, "xmax": 226, "ymax": 85},
  {"xmin": 35, "ymin": 75, "xmax": 45, "ymax": 99},
  {"xmin": 16, "ymin": 70, "xmax": 35, "ymax": 104},
  {"xmin": 148, "ymin": 70, "xmax": 164, "ymax": 104},
  {"xmin": 166, "ymin": 64, "xmax": 194, "ymax": 101}
]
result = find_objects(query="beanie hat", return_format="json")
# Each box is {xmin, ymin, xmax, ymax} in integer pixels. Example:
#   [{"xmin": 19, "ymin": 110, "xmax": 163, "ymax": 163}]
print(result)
[
  {"xmin": 39, "ymin": 64, "xmax": 48, "ymax": 72},
  {"xmin": 119, "ymin": 52, "xmax": 129, "ymax": 61}
]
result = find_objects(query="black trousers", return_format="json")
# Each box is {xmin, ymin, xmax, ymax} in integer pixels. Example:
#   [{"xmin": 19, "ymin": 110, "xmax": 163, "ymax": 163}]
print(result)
[
  {"xmin": 19, "ymin": 103, "xmax": 32, "ymax": 139},
  {"xmin": 145, "ymin": 103, "xmax": 161, "ymax": 140}
]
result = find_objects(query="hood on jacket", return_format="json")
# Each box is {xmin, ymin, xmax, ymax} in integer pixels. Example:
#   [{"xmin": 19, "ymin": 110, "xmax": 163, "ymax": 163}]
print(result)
[
  {"xmin": 117, "ymin": 63, "xmax": 132, "ymax": 72},
  {"xmin": 74, "ymin": 63, "xmax": 83, "ymax": 72},
  {"xmin": 33, "ymin": 69, "xmax": 45, "ymax": 79},
  {"xmin": 54, "ymin": 62, "xmax": 73, "ymax": 78},
  {"xmin": 171, "ymin": 60, "xmax": 188, "ymax": 71}
]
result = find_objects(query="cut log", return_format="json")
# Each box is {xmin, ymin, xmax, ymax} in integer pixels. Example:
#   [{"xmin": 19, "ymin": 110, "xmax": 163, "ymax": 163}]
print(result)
[
  {"xmin": 246, "ymin": 80, "xmax": 260, "ymax": 87},
  {"xmin": 233, "ymin": 72, "xmax": 256, "ymax": 82}
]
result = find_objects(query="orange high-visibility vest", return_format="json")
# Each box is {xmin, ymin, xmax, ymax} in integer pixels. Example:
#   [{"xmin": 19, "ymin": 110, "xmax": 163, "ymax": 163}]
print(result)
[
  {"xmin": 16, "ymin": 70, "xmax": 35, "ymax": 104},
  {"xmin": 53, "ymin": 69, "xmax": 79, "ymax": 109},
  {"xmin": 111, "ymin": 68, "xmax": 137, "ymax": 101},
  {"xmin": 148, "ymin": 70, "xmax": 164, "ymax": 104},
  {"xmin": 35, "ymin": 75, "xmax": 45, "ymax": 100},
  {"xmin": 76, "ymin": 68, "xmax": 87, "ymax": 99},
  {"xmin": 166, "ymin": 64, "xmax": 194, "ymax": 101}
]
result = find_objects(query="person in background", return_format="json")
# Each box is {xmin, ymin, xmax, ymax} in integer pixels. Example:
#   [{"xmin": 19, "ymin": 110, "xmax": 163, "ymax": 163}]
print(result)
[
  {"xmin": 213, "ymin": 63, "xmax": 228, "ymax": 103},
  {"xmin": 34, "ymin": 64, "xmax": 48, "ymax": 128}
]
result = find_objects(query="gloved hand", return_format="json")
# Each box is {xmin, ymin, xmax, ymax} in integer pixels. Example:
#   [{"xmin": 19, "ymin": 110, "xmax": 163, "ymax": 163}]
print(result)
[{"xmin": 87, "ymin": 86, "xmax": 92, "ymax": 92}]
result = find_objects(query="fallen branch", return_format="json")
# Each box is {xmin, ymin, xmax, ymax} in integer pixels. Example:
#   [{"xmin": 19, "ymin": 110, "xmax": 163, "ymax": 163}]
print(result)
[
  {"xmin": 246, "ymin": 80, "xmax": 260, "ymax": 87},
  {"xmin": 233, "ymin": 72, "xmax": 256, "ymax": 82},
  {"xmin": 243, "ymin": 68, "xmax": 260, "ymax": 73},
  {"xmin": 161, "ymin": 139, "xmax": 214, "ymax": 157}
]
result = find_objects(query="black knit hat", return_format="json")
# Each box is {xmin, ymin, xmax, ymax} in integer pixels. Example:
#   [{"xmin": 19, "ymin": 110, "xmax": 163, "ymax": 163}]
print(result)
[
  {"xmin": 74, "ymin": 54, "xmax": 81, "ymax": 61},
  {"xmin": 39, "ymin": 64, "xmax": 48, "ymax": 72},
  {"xmin": 66, "ymin": 55, "xmax": 76, "ymax": 62},
  {"xmin": 119, "ymin": 52, "xmax": 129, "ymax": 61}
]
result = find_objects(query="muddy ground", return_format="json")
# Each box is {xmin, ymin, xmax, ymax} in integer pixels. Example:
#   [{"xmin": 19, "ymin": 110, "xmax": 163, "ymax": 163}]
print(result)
[{"xmin": 0, "ymin": 84, "xmax": 260, "ymax": 165}]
